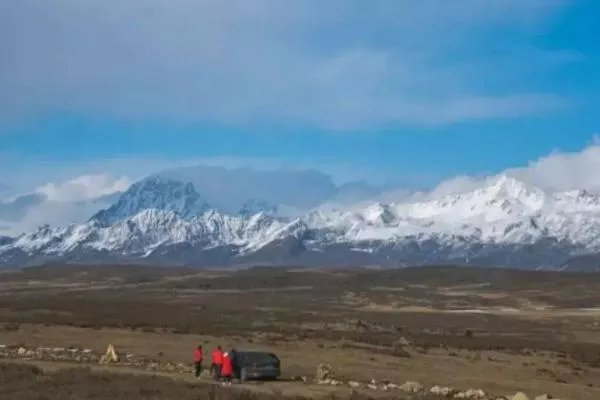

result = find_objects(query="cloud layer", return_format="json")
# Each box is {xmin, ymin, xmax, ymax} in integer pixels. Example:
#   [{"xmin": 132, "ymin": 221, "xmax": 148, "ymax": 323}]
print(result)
[
  {"xmin": 35, "ymin": 174, "xmax": 131, "ymax": 202},
  {"xmin": 0, "ymin": 0, "xmax": 571, "ymax": 130},
  {"xmin": 426, "ymin": 142, "xmax": 600, "ymax": 197}
]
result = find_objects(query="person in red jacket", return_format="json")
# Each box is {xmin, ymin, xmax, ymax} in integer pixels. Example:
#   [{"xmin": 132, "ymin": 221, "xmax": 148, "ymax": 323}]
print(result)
[
  {"xmin": 220, "ymin": 351, "xmax": 233, "ymax": 384},
  {"xmin": 193, "ymin": 345, "xmax": 203, "ymax": 378},
  {"xmin": 211, "ymin": 345, "xmax": 224, "ymax": 380}
]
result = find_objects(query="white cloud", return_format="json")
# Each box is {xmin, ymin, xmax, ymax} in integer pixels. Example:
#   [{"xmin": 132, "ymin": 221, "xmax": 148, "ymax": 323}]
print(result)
[
  {"xmin": 0, "ymin": 0, "xmax": 572, "ymax": 130},
  {"xmin": 0, "ymin": 174, "xmax": 131, "ymax": 236},
  {"xmin": 35, "ymin": 174, "xmax": 131, "ymax": 202},
  {"xmin": 505, "ymin": 144, "xmax": 600, "ymax": 192},
  {"xmin": 427, "ymin": 143, "xmax": 600, "ymax": 196},
  {"xmin": 2, "ymin": 200, "xmax": 112, "ymax": 236}
]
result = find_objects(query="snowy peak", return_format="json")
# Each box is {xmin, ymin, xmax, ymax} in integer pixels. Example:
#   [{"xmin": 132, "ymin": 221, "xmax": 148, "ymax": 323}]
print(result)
[
  {"xmin": 90, "ymin": 176, "xmax": 210, "ymax": 226},
  {"xmin": 401, "ymin": 175, "xmax": 547, "ymax": 223},
  {"xmin": 479, "ymin": 175, "xmax": 544, "ymax": 206}
]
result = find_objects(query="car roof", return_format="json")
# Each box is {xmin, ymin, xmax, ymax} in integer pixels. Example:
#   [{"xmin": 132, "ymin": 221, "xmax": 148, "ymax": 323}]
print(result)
[{"xmin": 233, "ymin": 349, "xmax": 276, "ymax": 355}]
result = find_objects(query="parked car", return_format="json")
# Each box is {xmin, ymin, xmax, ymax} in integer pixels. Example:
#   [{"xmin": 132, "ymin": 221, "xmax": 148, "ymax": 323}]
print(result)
[{"xmin": 229, "ymin": 349, "xmax": 281, "ymax": 381}]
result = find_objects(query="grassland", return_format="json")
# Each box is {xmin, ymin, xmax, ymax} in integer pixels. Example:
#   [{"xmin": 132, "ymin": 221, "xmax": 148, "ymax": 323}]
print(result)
[{"xmin": 1, "ymin": 264, "xmax": 600, "ymax": 399}]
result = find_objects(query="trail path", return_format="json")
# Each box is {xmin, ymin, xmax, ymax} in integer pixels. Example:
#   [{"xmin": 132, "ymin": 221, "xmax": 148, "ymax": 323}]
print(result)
[{"xmin": 0, "ymin": 359, "xmax": 360, "ymax": 399}]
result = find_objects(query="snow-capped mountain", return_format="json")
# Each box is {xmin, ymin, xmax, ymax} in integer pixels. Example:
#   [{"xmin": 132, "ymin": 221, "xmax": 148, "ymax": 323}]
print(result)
[
  {"xmin": 90, "ymin": 176, "xmax": 211, "ymax": 226},
  {"xmin": 2, "ymin": 174, "xmax": 600, "ymax": 270}
]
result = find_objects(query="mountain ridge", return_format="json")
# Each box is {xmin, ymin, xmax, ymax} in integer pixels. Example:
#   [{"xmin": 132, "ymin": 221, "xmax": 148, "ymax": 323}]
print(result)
[{"xmin": 2, "ymin": 174, "xmax": 600, "ymax": 270}]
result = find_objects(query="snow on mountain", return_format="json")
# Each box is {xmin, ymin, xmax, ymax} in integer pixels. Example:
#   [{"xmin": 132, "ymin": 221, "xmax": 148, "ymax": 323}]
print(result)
[
  {"xmin": 3, "ymin": 174, "xmax": 600, "ymax": 269},
  {"xmin": 90, "ymin": 176, "xmax": 211, "ymax": 225}
]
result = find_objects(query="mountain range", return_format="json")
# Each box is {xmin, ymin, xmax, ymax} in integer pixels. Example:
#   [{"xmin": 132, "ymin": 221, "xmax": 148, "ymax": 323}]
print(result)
[
  {"xmin": 0, "ymin": 166, "xmax": 400, "ymax": 236},
  {"xmin": 1, "ymin": 173, "xmax": 600, "ymax": 271}
]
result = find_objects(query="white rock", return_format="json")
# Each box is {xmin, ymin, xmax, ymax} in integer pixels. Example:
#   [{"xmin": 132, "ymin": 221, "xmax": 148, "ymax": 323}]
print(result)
[
  {"xmin": 367, "ymin": 383, "xmax": 378, "ymax": 390},
  {"xmin": 348, "ymin": 381, "xmax": 361, "ymax": 388},
  {"xmin": 511, "ymin": 393, "xmax": 530, "ymax": 400},
  {"xmin": 431, "ymin": 385, "xmax": 457, "ymax": 396},
  {"xmin": 17, "ymin": 347, "xmax": 26, "ymax": 356},
  {"xmin": 399, "ymin": 381, "xmax": 424, "ymax": 393},
  {"xmin": 455, "ymin": 389, "xmax": 487, "ymax": 399}
]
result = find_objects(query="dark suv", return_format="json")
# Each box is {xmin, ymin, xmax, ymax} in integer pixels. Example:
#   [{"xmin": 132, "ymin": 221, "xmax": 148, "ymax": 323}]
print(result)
[{"xmin": 229, "ymin": 349, "xmax": 281, "ymax": 382}]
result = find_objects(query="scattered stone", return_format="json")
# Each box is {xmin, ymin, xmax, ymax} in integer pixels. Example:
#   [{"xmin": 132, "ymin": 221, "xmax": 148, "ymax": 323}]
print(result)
[
  {"xmin": 511, "ymin": 393, "xmax": 530, "ymax": 400},
  {"xmin": 367, "ymin": 383, "xmax": 378, "ymax": 390},
  {"xmin": 399, "ymin": 381, "xmax": 424, "ymax": 393},
  {"xmin": 431, "ymin": 385, "xmax": 457, "ymax": 396},
  {"xmin": 385, "ymin": 382, "xmax": 398, "ymax": 390},
  {"xmin": 315, "ymin": 363, "xmax": 333, "ymax": 381},
  {"xmin": 455, "ymin": 389, "xmax": 487, "ymax": 399},
  {"xmin": 146, "ymin": 361, "xmax": 159, "ymax": 370},
  {"xmin": 397, "ymin": 336, "xmax": 411, "ymax": 346},
  {"xmin": 17, "ymin": 347, "xmax": 26, "ymax": 356},
  {"xmin": 329, "ymin": 379, "xmax": 343, "ymax": 386},
  {"xmin": 348, "ymin": 381, "xmax": 361, "ymax": 388}
]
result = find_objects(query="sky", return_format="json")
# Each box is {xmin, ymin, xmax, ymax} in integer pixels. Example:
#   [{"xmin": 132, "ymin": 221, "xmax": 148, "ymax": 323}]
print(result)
[{"xmin": 1, "ymin": 0, "xmax": 600, "ymax": 196}]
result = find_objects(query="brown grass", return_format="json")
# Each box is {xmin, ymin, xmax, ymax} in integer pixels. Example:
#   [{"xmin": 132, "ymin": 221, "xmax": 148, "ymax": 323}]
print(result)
[{"xmin": 1, "ymin": 264, "xmax": 600, "ymax": 399}]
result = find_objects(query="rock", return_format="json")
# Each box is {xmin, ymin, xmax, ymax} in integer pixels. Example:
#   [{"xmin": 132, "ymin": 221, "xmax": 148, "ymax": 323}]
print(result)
[
  {"xmin": 17, "ymin": 347, "xmax": 26, "ymax": 356},
  {"xmin": 386, "ymin": 383, "xmax": 398, "ymax": 389},
  {"xmin": 146, "ymin": 361, "xmax": 159, "ymax": 370},
  {"xmin": 431, "ymin": 385, "xmax": 457, "ymax": 396},
  {"xmin": 329, "ymin": 379, "xmax": 343, "ymax": 386},
  {"xmin": 348, "ymin": 381, "xmax": 361, "ymax": 388},
  {"xmin": 367, "ymin": 383, "xmax": 378, "ymax": 390},
  {"xmin": 511, "ymin": 393, "xmax": 530, "ymax": 400},
  {"xmin": 164, "ymin": 362, "xmax": 175, "ymax": 372},
  {"xmin": 399, "ymin": 381, "xmax": 424, "ymax": 393},
  {"xmin": 317, "ymin": 379, "xmax": 331, "ymax": 385},
  {"xmin": 398, "ymin": 336, "xmax": 411, "ymax": 346},
  {"xmin": 455, "ymin": 389, "xmax": 487, "ymax": 399},
  {"xmin": 315, "ymin": 363, "xmax": 333, "ymax": 381}
]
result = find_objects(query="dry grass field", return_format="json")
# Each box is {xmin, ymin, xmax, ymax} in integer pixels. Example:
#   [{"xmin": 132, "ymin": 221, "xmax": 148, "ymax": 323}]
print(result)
[{"xmin": 1, "ymin": 264, "xmax": 600, "ymax": 399}]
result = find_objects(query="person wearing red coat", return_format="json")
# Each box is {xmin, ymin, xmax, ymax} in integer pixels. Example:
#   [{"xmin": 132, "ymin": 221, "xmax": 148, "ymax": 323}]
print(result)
[
  {"xmin": 193, "ymin": 345, "xmax": 203, "ymax": 378},
  {"xmin": 211, "ymin": 345, "xmax": 224, "ymax": 380},
  {"xmin": 220, "ymin": 352, "xmax": 233, "ymax": 384}
]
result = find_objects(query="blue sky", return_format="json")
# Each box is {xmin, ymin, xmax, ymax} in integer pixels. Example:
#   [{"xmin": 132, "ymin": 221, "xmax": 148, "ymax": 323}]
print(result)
[{"xmin": 1, "ymin": 0, "xmax": 599, "ymax": 190}]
